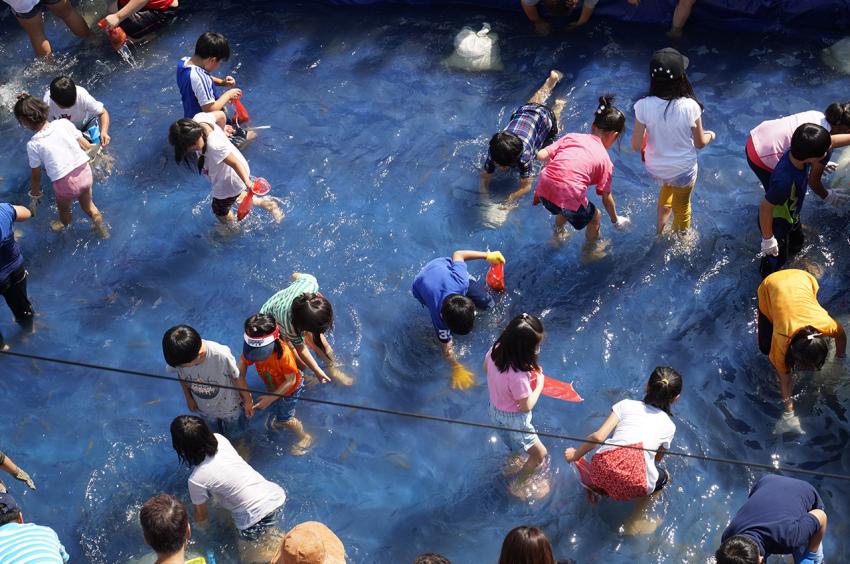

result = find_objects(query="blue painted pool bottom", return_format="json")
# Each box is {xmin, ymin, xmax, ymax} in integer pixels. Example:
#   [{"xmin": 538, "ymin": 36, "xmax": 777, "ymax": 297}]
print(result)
[{"xmin": 1, "ymin": 2, "xmax": 850, "ymax": 563}]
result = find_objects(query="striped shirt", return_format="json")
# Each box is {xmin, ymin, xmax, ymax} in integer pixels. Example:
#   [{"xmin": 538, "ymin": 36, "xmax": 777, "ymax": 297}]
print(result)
[
  {"xmin": 176, "ymin": 57, "xmax": 216, "ymax": 118},
  {"xmin": 484, "ymin": 104, "xmax": 555, "ymax": 178},
  {"xmin": 0, "ymin": 522, "xmax": 69, "ymax": 564},
  {"xmin": 259, "ymin": 274, "xmax": 319, "ymax": 347}
]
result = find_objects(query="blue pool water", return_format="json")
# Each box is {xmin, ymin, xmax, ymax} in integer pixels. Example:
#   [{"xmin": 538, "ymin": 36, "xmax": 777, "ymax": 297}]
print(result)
[{"xmin": 2, "ymin": 2, "xmax": 850, "ymax": 563}]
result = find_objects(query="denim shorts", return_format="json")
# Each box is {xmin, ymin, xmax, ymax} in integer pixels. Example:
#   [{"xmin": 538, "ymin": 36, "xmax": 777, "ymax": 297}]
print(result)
[
  {"xmin": 272, "ymin": 383, "xmax": 304, "ymax": 423},
  {"xmin": 238, "ymin": 506, "xmax": 282, "ymax": 541},
  {"xmin": 489, "ymin": 404, "xmax": 538, "ymax": 452},
  {"xmin": 539, "ymin": 197, "xmax": 597, "ymax": 230},
  {"xmin": 204, "ymin": 412, "xmax": 247, "ymax": 439}
]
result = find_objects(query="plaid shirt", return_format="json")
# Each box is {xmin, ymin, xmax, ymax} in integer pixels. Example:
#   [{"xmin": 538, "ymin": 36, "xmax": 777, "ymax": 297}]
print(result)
[{"xmin": 484, "ymin": 104, "xmax": 554, "ymax": 178}]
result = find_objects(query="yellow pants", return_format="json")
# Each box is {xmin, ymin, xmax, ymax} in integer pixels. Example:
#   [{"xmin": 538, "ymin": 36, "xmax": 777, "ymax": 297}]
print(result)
[{"xmin": 658, "ymin": 182, "xmax": 694, "ymax": 231}]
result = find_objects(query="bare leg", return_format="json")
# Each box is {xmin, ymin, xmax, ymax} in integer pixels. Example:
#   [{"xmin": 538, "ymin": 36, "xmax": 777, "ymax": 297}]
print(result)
[
  {"xmin": 256, "ymin": 197, "xmax": 284, "ymax": 223},
  {"xmin": 585, "ymin": 208, "xmax": 601, "ymax": 243},
  {"xmin": 550, "ymin": 215, "xmax": 570, "ymax": 248},
  {"xmin": 78, "ymin": 189, "xmax": 109, "ymax": 238},
  {"xmin": 306, "ymin": 333, "xmax": 354, "ymax": 386},
  {"xmin": 238, "ymin": 529, "xmax": 283, "ymax": 564},
  {"xmin": 16, "ymin": 15, "xmax": 52, "ymax": 58},
  {"xmin": 509, "ymin": 440, "xmax": 547, "ymax": 497},
  {"xmin": 52, "ymin": 199, "xmax": 73, "ymax": 231},
  {"xmin": 528, "ymin": 70, "xmax": 564, "ymax": 106},
  {"xmin": 656, "ymin": 204, "xmax": 672, "ymax": 236},
  {"xmin": 623, "ymin": 495, "xmax": 660, "ymax": 535},
  {"xmin": 667, "ymin": 0, "xmax": 696, "ymax": 38},
  {"xmin": 551, "ymin": 97, "xmax": 567, "ymax": 124},
  {"xmin": 47, "ymin": 0, "xmax": 90, "ymax": 38},
  {"xmin": 274, "ymin": 417, "xmax": 314, "ymax": 456}
]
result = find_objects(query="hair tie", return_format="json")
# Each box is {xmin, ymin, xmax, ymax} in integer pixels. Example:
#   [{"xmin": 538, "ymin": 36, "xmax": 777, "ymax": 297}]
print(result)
[
  {"xmin": 807, "ymin": 332, "xmax": 823, "ymax": 341},
  {"xmin": 595, "ymin": 104, "xmax": 606, "ymax": 115},
  {"xmin": 660, "ymin": 378, "xmax": 669, "ymax": 386}
]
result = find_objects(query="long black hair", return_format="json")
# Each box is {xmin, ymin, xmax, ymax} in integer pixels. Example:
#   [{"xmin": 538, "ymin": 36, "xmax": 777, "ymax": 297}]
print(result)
[
  {"xmin": 786, "ymin": 326, "xmax": 829, "ymax": 372},
  {"xmin": 643, "ymin": 366, "xmax": 683, "ymax": 416},
  {"xmin": 641, "ymin": 75, "xmax": 704, "ymax": 116},
  {"xmin": 170, "ymin": 415, "xmax": 218, "ymax": 467},
  {"xmin": 291, "ymin": 292, "xmax": 333, "ymax": 354},
  {"xmin": 824, "ymin": 101, "xmax": 850, "ymax": 130},
  {"xmin": 491, "ymin": 313, "xmax": 544, "ymax": 373},
  {"xmin": 168, "ymin": 118, "xmax": 208, "ymax": 171},
  {"xmin": 592, "ymin": 94, "xmax": 626, "ymax": 134}
]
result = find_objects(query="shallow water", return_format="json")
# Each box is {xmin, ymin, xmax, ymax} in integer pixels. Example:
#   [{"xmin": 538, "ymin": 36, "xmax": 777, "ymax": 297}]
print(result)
[{"xmin": 1, "ymin": 2, "xmax": 850, "ymax": 563}]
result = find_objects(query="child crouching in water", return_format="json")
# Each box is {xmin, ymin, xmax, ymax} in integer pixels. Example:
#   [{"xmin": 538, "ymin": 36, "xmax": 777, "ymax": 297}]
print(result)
[
  {"xmin": 486, "ymin": 313, "xmax": 549, "ymax": 499},
  {"xmin": 239, "ymin": 313, "xmax": 314, "ymax": 456},
  {"xmin": 14, "ymin": 94, "xmax": 109, "ymax": 237},
  {"xmin": 168, "ymin": 111, "xmax": 282, "ymax": 226}
]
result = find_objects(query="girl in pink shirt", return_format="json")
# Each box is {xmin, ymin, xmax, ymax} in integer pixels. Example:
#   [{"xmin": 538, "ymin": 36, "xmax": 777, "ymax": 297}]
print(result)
[
  {"xmin": 534, "ymin": 95, "xmax": 630, "ymax": 247},
  {"xmin": 485, "ymin": 313, "xmax": 547, "ymax": 498}
]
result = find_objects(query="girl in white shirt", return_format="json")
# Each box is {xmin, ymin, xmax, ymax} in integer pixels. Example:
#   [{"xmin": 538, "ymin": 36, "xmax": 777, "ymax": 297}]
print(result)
[
  {"xmin": 168, "ymin": 111, "xmax": 282, "ymax": 226},
  {"xmin": 14, "ymin": 94, "xmax": 108, "ymax": 237},
  {"xmin": 630, "ymin": 48, "xmax": 715, "ymax": 235}
]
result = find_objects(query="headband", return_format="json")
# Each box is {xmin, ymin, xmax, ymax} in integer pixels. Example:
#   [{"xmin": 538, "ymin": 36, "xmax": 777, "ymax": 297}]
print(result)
[{"xmin": 243, "ymin": 326, "xmax": 279, "ymax": 348}]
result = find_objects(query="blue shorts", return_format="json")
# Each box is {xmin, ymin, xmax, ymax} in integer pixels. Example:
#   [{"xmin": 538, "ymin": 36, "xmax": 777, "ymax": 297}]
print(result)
[
  {"xmin": 203, "ymin": 412, "xmax": 247, "ymax": 439},
  {"xmin": 272, "ymin": 383, "xmax": 304, "ymax": 423},
  {"xmin": 489, "ymin": 404, "xmax": 538, "ymax": 452},
  {"xmin": 12, "ymin": 0, "xmax": 61, "ymax": 19},
  {"xmin": 540, "ymin": 197, "xmax": 597, "ymax": 230},
  {"xmin": 238, "ymin": 506, "xmax": 282, "ymax": 541}
]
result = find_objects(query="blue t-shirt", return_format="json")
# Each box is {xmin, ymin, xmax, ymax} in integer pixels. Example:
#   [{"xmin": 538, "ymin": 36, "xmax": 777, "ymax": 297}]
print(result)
[
  {"xmin": 411, "ymin": 258, "xmax": 470, "ymax": 343},
  {"xmin": 176, "ymin": 57, "xmax": 216, "ymax": 118},
  {"xmin": 0, "ymin": 204, "xmax": 23, "ymax": 283},
  {"xmin": 765, "ymin": 151, "xmax": 810, "ymax": 227},
  {"xmin": 721, "ymin": 475, "xmax": 824, "ymax": 557}
]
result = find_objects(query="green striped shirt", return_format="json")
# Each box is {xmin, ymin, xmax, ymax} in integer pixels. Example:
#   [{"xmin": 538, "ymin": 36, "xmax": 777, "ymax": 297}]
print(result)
[{"xmin": 260, "ymin": 273, "xmax": 319, "ymax": 347}]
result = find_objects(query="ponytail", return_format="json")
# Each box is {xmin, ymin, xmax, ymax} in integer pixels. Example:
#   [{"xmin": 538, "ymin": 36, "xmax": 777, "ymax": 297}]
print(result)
[
  {"xmin": 824, "ymin": 102, "xmax": 850, "ymax": 129},
  {"xmin": 786, "ymin": 326, "xmax": 829, "ymax": 372},
  {"xmin": 643, "ymin": 366, "xmax": 683, "ymax": 416},
  {"xmin": 592, "ymin": 94, "xmax": 626, "ymax": 134}
]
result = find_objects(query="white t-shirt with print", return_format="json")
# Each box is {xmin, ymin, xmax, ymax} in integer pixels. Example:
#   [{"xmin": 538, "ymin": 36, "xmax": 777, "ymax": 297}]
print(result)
[
  {"xmin": 26, "ymin": 119, "xmax": 89, "ymax": 182},
  {"xmin": 167, "ymin": 340, "xmax": 242, "ymax": 420},
  {"xmin": 188, "ymin": 434, "xmax": 286, "ymax": 530},
  {"xmin": 192, "ymin": 112, "xmax": 249, "ymax": 199},
  {"xmin": 43, "ymin": 86, "xmax": 104, "ymax": 130},
  {"xmin": 597, "ymin": 399, "xmax": 676, "ymax": 495},
  {"xmin": 634, "ymin": 96, "xmax": 702, "ymax": 183}
]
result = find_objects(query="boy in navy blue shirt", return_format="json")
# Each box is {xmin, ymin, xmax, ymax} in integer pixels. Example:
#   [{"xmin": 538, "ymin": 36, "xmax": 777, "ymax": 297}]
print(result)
[
  {"xmin": 758, "ymin": 123, "xmax": 834, "ymax": 278},
  {"xmin": 411, "ymin": 249, "xmax": 504, "ymax": 389},
  {"xmin": 0, "ymin": 203, "xmax": 34, "ymax": 351},
  {"xmin": 716, "ymin": 474, "xmax": 826, "ymax": 564}
]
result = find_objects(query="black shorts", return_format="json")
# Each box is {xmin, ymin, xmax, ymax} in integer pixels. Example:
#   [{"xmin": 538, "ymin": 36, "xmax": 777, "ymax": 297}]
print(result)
[
  {"xmin": 13, "ymin": 0, "xmax": 61, "ymax": 19},
  {"xmin": 119, "ymin": 6, "xmax": 177, "ymax": 39},
  {"xmin": 537, "ymin": 103, "xmax": 559, "ymax": 147},
  {"xmin": 211, "ymin": 194, "xmax": 240, "ymax": 217},
  {"xmin": 540, "ymin": 197, "xmax": 597, "ymax": 230}
]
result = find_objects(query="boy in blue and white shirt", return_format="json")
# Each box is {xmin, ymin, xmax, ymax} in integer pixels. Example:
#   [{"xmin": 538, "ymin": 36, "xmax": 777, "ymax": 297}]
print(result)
[{"xmin": 0, "ymin": 493, "xmax": 69, "ymax": 563}]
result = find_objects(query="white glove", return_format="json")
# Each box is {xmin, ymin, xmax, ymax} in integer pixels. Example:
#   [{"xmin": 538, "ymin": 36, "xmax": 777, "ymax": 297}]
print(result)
[
  {"xmin": 824, "ymin": 191, "xmax": 850, "ymax": 208},
  {"xmin": 28, "ymin": 191, "xmax": 43, "ymax": 216},
  {"xmin": 760, "ymin": 236, "xmax": 779, "ymax": 257},
  {"xmin": 613, "ymin": 216, "xmax": 631, "ymax": 231},
  {"xmin": 824, "ymin": 161, "xmax": 838, "ymax": 174},
  {"xmin": 773, "ymin": 410, "xmax": 805, "ymax": 435}
]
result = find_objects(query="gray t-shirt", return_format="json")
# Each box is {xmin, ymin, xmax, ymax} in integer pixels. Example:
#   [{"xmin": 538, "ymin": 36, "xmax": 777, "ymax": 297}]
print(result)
[{"xmin": 168, "ymin": 340, "xmax": 242, "ymax": 420}]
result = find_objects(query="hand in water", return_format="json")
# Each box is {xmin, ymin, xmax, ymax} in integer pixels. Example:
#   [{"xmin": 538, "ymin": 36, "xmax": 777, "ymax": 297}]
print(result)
[
  {"xmin": 450, "ymin": 363, "xmax": 476, "ymax": 390},
  {"xmin": 613, "ymin": 216, "xmax": 631, "ymax": 231},
  {"xmin": 15, "ymin": 468, "xmax": 35, "ymax": 490},
  {"xmin": 100, "ymin": 132, "xmax": 111, "ymax": 147},
  {"xmin": 564, "ymin": 447, "xmax": 579, "ymax": 462},
  {"xmin": 760, "ymin": 236, "xmax": 779, "ymax": 257},
  {"xmin": 824, "ymin": 161, "xmax": 838, "ymax": 174},
  {"xmin": 103, "ymin": 13, "xmax": 120, "ymax": 30},
  {"xmin": 773, "ymin": 411, "xmax": 805, "ymax": 435}
]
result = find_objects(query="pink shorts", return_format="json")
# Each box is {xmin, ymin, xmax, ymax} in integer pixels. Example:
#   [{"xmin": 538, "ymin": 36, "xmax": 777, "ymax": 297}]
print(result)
[{"xmin": 53, "ymin": 162, "xmax": 93, "ymax": 202}]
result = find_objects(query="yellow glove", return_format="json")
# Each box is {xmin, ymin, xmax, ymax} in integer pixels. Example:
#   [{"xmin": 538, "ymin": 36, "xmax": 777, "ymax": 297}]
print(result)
[
  {"xmin": 486, "ymin": 251, "xmax": 505, "ymax": 264},
  {"xmin": 451, "ymin": 363, "xmax": 476, "ymax": 390}
]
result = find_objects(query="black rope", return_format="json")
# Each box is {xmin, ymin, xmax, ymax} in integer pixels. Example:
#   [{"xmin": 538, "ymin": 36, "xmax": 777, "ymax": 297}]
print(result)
[{"xmin": 3, "ymin": 349, "xmax": 849, "ymax": 482}]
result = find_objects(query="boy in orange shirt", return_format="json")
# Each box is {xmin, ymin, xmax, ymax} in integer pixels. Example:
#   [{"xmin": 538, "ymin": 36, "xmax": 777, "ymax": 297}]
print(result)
[{"xmin": 239, "ymin": 313, "xmax": 313, "ymax": 455}]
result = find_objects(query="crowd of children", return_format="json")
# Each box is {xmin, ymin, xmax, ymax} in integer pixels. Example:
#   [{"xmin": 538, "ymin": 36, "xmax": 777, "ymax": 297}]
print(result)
[{"xmin": 0, "ymin": 3, "xmax": 846, "ymax": 563}]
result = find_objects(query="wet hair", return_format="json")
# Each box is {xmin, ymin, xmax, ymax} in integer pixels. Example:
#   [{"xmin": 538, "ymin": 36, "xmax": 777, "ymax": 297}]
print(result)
[
  {"xmin": 498, "ymin": 526, "xmax": 555, "ymax": 564},
  {"xmin": 413, "ymin": 555, "xmax": 452, "ymax": 564},
  {"xmin": 49, "ymin": 76, "xmax": 77, "ymax": 108},
  {"xmin": 824, "ymin": 102, "xmax": 850, "ymax": 130},
  {"xmin": 786, "ymin": 326, "xmax": 829, "ymax": 372},
  {"xmin": 291, "ymin": 292, "xmax": 333, "ymax": 353},
  {"xmin": 643, "ymin": 366, "xmax": 683, "ymax": 416},
  {"xmin": 162, "ymin": 325, "xmax": 202, "ymax": 367},
  {"xmin": 491, "ymin": 313, "xmax": 544, "ymax": 373},
  {"xmin": 13, "ymin": 94, "xmax": 49, "ymax": 129},
  {"xmin": 489, "ymin": 132, "xmax": 524, "ymax": 167},
  {"xmin": 440, "ymin": 294, "xmax": 475, "ymax": 335},
  {"xmin": 140, "ymin": 494, "xmax": 189, "ymax": 555},
  {"xmin": 194, "ymin": 32, "xmax": 230, "ymax": 61},
  {"xmin": 168, "ymin": 118, "xmax": 207, "ymax": 168},
  {"xmin": 642, "ymin": 75, "xmax": 704, "ymax": 115},
  {"xmin": 170, "ymin": 415, "xmax": 218, "ymax": 467},
  {"xmin": 715, "ymin": 535, "xmax": 760, "ymax": 564},
  {"xmin": 790, "ymin": 123, "xmax": 831, "ymax": 161},
  {"xmin": 244, "ymin": 312, "xmax": 284, "ymax": 359},
  {"xmin": 592, "ymin": 94, "xmax": 626, "ymax": 134}
]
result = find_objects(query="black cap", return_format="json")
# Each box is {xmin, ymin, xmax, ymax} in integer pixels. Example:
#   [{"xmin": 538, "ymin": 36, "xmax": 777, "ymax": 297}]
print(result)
[
  {"xmin": 0, "ymin": 493, "xmax": 20, "ymax": 517},
  {"xmin": 650, "ymin": 47, "xmax": 689, "ymax": 81}
]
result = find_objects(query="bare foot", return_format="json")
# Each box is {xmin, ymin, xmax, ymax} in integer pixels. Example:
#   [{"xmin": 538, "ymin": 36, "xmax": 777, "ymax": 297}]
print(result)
[
  {"xmin": 624, "ymin": 517, "xmax": 659, "ymax": 536},
  {"xmin": 94, "ymin": 221, "xmax": 110, "ymax": 239},
  {"xmin": 328, "ymin": 365, "xmax": 354, "ymax": 386},
  {"xmin": 289, "ymin": 433, "xmax": 314, "ymax": 456},
  {"xmin": 502, "ymin": 454, "xmax": 525, "ymax": 477},
  {"xmin": 549, "ymin": 69, "xmax": 564, "ymax": 84},
  {"xmin": 581, "ymin": 239, "xmax": 610, "ymax": 264},
  {"xmin": 50, "ymin": 220, "xmax": 67, "ymax": 232},
  {"xmin": 509, "ymin": 474, "xmax": 551, "ymax": 501},
  {"xmin": 549, "ymin": 225, "xmax": 570, "ymax": 248}
]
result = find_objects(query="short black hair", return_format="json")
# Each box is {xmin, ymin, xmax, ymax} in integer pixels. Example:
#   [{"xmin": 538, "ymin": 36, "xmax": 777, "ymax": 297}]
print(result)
[
  {"xmin": 140, "ymin": 494, "xmax": 189, "ymax": 556},
  {"xmin": 13, "ymin": 94, "xmax": 49, "ymax": 128},
  {"xmin": 413, "ymin": 554, "xmax": 452, "ymax": 564},
  {"xmin": 194, "ymin": 32, "xmax": 230, "ymax": 61},
  {"xmin": 0, "ymin": 507, "xmax": 21, "ymax": 527},
  {"xmin": 162, "ymin": 325, "xmax": 202, "ymax": 367},
  {"xmin": 715, "ymin": 535, "xmax": 760, "ymax": 564},
  {"xmin": 170, "ymin": 415, "xmax": 218, "ymax": 467},
  {"xmin": 49, "ymin": 76, "xmax": 77, "ymax": 108},
  {"xmin": 489, "ymin": 132, "xmax": 523, "ymax": 167},
  {"xmin": 440, "ymin": 294, "xmax": 475, "ymax": 335},
  {"xmin": 790, "ymin": 123, "xmax": 830, "ymax": 161}
]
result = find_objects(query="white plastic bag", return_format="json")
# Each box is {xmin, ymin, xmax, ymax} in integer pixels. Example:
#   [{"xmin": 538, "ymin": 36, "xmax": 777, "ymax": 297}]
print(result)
[{"xmin": 445, "ymin": 23, "xmax": 503, "ymax": 72}]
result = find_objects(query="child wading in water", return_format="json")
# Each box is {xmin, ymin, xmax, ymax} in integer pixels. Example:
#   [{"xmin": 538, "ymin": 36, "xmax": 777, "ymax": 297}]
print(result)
[
  {"xmin": 14, "ymin": 94, "xmax": 109, "ymax": 237},
  {"xmin": 564, "ymin": 367, "xmax": 681, "ymax": 535},
  {"xmin": 239, "ymin": 313, "xmax": 314, "ymax": 455},
  {"xmin": 534, "ymin": 95, "xmax": 630, "ymax": 253},
  {"xmin": 486, "ymin": 313, "xmax": 549, "ymax": 499},
  {"xmin": 630, "ymin": 48, "xmax": 714, "ymax": 235},
  {"xmin": 168, "ymin": 111, "xmax": 282, "ymax": 227}
]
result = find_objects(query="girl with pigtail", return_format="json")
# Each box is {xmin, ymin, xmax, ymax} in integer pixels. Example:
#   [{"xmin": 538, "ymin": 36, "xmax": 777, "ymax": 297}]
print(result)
[{"xmin": 533, "ymin": 94, "xmax": 631, "ymax": 248}]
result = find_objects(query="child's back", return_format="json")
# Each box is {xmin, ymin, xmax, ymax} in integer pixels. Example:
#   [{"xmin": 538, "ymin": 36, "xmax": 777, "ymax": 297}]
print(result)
[
  {"xmin": 43, "ymin": 85, "xmax": 103, "ymax": 131},
  {"xmin": 27, "ymin": 119, "xmax": 89, "ymax": 182},
  {"xmin": 635, "ymin": 96, "xmax": 700, "ymax": 181},
  {"xmin": 168, "ymin": 339, "xmax": 243, "ymax": 422},
  {"xmin": 177, "ymin": 58, "xmax": 215, "ymax": 119}
]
